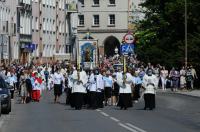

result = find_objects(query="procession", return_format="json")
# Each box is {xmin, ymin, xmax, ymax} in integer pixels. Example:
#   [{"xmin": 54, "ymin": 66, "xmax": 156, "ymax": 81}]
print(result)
[{"xmin": 0, "ymin": 55, "xmax": 198, "ymax": 113}]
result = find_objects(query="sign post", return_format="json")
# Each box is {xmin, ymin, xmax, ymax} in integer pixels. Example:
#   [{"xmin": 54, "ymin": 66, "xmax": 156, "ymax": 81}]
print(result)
[{"xmin": 121, "ymin": 32, "xmax": 135, "ymax": 73}]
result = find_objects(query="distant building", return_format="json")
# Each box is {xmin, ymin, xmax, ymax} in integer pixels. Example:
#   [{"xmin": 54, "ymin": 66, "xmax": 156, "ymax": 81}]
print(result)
[
  {"xmin": 77, "ymin": 0, "xmax": 130, "ymax": 57},
  {"xmin": 0, "ymin": 0, "xmax": 13, "ymax": 62},
  {"xmin": 32, "ymin": 0, "xmax": 68, "ymax": 62}
]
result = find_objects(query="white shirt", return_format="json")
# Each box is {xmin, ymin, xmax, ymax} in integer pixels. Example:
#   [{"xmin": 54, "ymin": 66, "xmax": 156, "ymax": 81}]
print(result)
[
  {"xmin": 72, "ymin": 70, "xmax": 88, "ymax": 93},
  {"xmin": 117, "ymin": 73, "xmax": 133, "ymax": 94},
  {"xmin": 160, "ymin": 70, "xmax": 168, "ymax": 78},
  {"xmin": 53, "ymin": 72, "xmax": 64, "ymax": 85},
  {"xmin": 103, "ymin": 76, "xmax": 113, "ymax": 87},
  {"xmin": 142, "ymin": 74, "xmax": 158, "ymax": 94},
  {"xmin": 88, "ymin": 73, "xmax": 97, "ymax": 92},
  {"xmin": 96, "ymin": 74, "xmax": 104, "ymax": 92}
]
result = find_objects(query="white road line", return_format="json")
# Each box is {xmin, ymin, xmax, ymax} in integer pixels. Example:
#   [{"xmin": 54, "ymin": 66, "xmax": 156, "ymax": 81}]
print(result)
[
  {"xmin": 110, "ymin": 117, "xmax": 120, "ymax": 122},
  {"xmin": 118, "ymin": 123, "xmax": 138, "ymax": 132},
  {"xmin": 100, "ymin": 111, "xmax": 109, "ymax": 117},
  {"xmin": 126, "ymin": 123, "xmax": 147, "ymax": 132},
  {"xmin": 96, "ymin": 109, "xmax": 102, "ymax": 112},
  {"xmin": 0, "ymin": 116, "xmax": 6, "ymax": 129}
]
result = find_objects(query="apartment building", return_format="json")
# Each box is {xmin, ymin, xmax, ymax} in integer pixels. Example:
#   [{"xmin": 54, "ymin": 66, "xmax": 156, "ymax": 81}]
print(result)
[{"xmin": 31, "ymin": 0, "xmax": 69, "ymax": 62}]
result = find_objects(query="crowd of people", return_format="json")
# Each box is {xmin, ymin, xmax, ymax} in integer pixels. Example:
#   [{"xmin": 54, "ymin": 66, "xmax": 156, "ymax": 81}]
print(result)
[{"xmin": 0, "ymin": 56, "xmax": 198, "ymax": 111}]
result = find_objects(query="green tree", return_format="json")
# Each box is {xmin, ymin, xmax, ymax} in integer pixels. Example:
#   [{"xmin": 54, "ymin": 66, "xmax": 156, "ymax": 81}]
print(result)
[{"xmin": 135, "ymin": 0, "xmax": 200, "ymax": 69}]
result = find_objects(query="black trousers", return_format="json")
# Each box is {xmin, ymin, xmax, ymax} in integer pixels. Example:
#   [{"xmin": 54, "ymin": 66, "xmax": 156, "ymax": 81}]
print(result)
[
  {"xmin": 10, "ymin": 89, "xmax": 14, "ymax": 99},
  {"xmin": 133, "ymin": 84, "xmax": 141, "ymax": 100},
  {"xmin": 118, "ymin": 93, "xmax": 132, "ymax": 109},
  {"xmin": 88, "ymin": 91, "xmax": 97, "ymax": 109},
  {"xmin": 65, "ymin": 88, "xmax": 71, "ymax": 105},
  {"xmin": 72, "ymin": 93, "xmax": 85, "ymax": 110},
  {"xmin": 96, "ymin": 92, "xmax": 104, "ymax": 108},
  {"xmin": 144, "ymin": 94, "xmax": 155, "ymax": 109}
]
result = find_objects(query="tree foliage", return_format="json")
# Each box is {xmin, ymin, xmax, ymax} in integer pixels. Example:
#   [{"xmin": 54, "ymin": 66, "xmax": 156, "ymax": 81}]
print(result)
[{"xmin": 135, "ymin": 0, "xmax": 200, "ymax": 68}]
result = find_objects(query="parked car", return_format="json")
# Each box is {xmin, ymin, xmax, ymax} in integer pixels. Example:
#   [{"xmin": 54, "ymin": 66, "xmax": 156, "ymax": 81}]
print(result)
[{"xmin": 0, "ymin": 77, "xmax": 11, "ymax": 114}]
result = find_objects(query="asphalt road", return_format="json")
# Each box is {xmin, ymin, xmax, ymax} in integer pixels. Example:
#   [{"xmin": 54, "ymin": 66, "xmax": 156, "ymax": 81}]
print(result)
[{"xmin": 0, "ymin": 91, "xmax": 200, "ymax": 132}]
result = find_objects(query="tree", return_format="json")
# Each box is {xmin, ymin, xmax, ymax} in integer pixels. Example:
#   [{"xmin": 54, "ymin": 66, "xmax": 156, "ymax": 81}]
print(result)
[{"xmin": 135, "ymin": 0, "xmax": 200, "ymax": 69}]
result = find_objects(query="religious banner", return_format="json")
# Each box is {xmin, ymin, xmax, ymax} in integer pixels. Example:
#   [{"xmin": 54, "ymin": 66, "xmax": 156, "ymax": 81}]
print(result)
[{"xmin": 78, "ymin": 39, "xmax": 98, "ymax": 69}]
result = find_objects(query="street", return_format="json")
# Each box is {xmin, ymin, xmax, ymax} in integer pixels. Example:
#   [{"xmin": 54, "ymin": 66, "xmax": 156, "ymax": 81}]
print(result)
[{"xmin": 0, "ymin": 91, "xmax": 199, "ymax": 132}]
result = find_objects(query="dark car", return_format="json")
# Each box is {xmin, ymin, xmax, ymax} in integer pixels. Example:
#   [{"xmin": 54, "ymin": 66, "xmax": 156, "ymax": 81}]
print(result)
[{"xmin": 0, "ymin": 77, "xmax": 11, "ymax": 114}]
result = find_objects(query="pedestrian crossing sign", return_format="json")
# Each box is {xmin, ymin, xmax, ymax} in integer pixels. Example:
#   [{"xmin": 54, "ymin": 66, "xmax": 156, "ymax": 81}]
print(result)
[{"xmin": 121, "ymin": 44, "xmax": 134, "ymax": 55}]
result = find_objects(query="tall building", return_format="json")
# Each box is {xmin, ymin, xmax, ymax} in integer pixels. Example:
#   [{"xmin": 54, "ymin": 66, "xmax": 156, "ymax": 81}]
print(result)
[
  {"xmin": 0, "ymin": 0, "xmax": 19, "ymax": 63},
  {"xmin": 32, "ymin": 0, "xmax": 68, "ymax": 62},
  {"xmin": 0, "ymin": 0, "xmax": 10, "ymax": 62},
  {"xmin": 17, "ymin": 0, "xmax": 32, "ymax": 63}
]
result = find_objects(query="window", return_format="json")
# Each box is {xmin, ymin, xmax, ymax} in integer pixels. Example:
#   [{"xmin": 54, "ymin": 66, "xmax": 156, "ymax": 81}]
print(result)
[
  {"xmin": 78, "ymin": 15, "xmax": 84, "ymax": 26},
  {"xmin": 109, "ymin": 0, "xmax": 115, "ymax": 5},
  {"xmin": 93, "ymin": 0, "xmax": 99, "ymax": 6},
  {"xmin": 109, "ymin": 14, "xmax": 115, "ymax": 25},
  {"xmin": 53, "ymin": 20, "xmax": 55, "ymax": 32},
  {"xmin": 59, "ymin": 21, "xmax": 61, "ymax": 32},
  {"xmin": 93, "ymin": 15, "xmax": 99, "ymax": 26},
  {"xmin": 35, "ymin": 17, "xmax": 39, "ymax": 30},
  {"xmin": 43, "ymin": 18, "xmax": 46, "ymax": 30},
  {"xmin": 79, "ymin": 0, "xmax": 84, "ymax": 6},
  {"xmin": 32, "ymin": 16, "xmax": 35, "ymax": 30},
  {"xmin": 66, "ymin": 45, "xmax": 72, "ymax": 53},
  {"xmin": 59, "ymin": 0, "xmax": 62, "ymax": 9}
]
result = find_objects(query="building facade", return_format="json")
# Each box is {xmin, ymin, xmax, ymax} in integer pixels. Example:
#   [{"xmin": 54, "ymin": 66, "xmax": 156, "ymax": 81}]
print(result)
[
  {"xmin": 77, "ymin": 0, "xmax": 130, "ymax": 57},
  {"xmin": 32, "ymin": 0, "xmax": 69, "ymax": 62},
  {"xmin": 0, "ymin": 1, "xmax": 11, "ymax": 62},
  {"xmin": 17, "ymin": 0, "xmax": 32, "ymax": 63}
]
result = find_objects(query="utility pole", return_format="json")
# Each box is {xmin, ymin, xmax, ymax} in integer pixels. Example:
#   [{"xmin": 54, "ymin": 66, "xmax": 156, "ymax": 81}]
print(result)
[{"xmin": 185, "ymin": 0, "xmax": 188, "ymax": 68}]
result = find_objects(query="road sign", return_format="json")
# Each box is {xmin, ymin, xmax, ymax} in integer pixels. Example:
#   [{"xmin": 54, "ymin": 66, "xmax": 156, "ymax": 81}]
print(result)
[
  {"xmin": 121, "ymin": 44, "xmax": 134, "ymax": 55},
  {"xmin": 124, "ymin": 34, "xmax": 134, "ymax": 44}
]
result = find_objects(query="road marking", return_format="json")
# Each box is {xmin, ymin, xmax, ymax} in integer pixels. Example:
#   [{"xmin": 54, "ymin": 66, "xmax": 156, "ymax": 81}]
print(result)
[
  {"xmin": 126, "ymin": 123, "xmax": 147, "ymax": 132},
  {"xmin": 0, "ymin": 116, "xmax": 6, "ymax": 129},
  {"xmin": 110, "ymin": 117, "xmax": 120, "ymax": 122},
  {"xmin": 96, "ymin": 109, "xmax": 102, "ymax": 112},
  {"xmin": 97, "ymin": 110, "xmax": 147, "ymax": 132},
  {"xmin": 100, "ymin": 112, "xmax": 109, "ymax": 117},
  {"xmin": 118, "ymin": 123, "xmax": 138, "ymax": 132}
]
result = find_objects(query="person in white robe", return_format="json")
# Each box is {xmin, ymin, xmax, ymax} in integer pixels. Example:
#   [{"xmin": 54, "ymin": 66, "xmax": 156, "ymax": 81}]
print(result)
[
  {"xmin": 117, "ymin": 71, "xmax": 133, "ymax": 110},
  {"xmin": 88, "ymin": 71, "xmax": 97, "ymax": 109},
  {"xmin": 71, "ymin": 69, "xmax": 88, "ymax": 110},
  {"xmin": 142, "ymin": 68, "xmax": 158, "ymax": 110},
  {"xmin": 96, "ymin": 70, "xmax": 104, "ymax": 108}
]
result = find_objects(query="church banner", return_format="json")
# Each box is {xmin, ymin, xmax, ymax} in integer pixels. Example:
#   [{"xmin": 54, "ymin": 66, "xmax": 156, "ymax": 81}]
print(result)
[{"xmin": 78, "ymin": 39, "xmax": 98, "ymax": 69}]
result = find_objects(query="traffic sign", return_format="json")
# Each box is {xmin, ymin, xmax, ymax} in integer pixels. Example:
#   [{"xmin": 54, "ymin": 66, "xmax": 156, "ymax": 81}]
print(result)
[
  {"xmin": 124, "ymin": 34, "xmax": 134, "ymax": 44},
  {"xmin": 121, "ymin": 44, "xmax": 134, "ymax": 55}
]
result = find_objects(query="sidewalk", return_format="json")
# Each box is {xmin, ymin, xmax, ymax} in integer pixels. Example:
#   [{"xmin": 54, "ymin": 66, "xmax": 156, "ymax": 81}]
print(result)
[{"xmin": 157, "ymin": 89, "xmax": 200, "ymax": 98}]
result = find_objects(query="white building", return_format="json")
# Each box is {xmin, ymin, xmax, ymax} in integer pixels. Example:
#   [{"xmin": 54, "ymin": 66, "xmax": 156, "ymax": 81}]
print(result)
[
  {"xmin": 77, "ymin": 0, "xmax": 130, "ymax": 57},
  {"xmin": 0, "ymin": 1, "xmax": 11, "ymax": 61},
  {"xmin": 32, "ymin": 0, "xmax": 70, "ymax": 62}
]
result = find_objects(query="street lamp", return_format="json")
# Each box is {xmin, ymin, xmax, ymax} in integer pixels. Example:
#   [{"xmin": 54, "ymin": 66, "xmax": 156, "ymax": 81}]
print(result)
[{"xmin": 185, "ymin": 0, "xmax": 188, "ymax": 67}]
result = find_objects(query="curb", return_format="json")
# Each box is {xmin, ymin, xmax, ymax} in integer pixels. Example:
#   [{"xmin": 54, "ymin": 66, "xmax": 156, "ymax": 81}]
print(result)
[{"xmin": 157, "ymin": 91, "xmax": 200, "ymax": 98}]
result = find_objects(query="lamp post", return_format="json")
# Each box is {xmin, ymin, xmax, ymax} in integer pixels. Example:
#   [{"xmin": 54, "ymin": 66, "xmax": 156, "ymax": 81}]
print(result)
[{"xmin": 185, "ymin": 0, "xmax": 188, "ymax": 67}]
